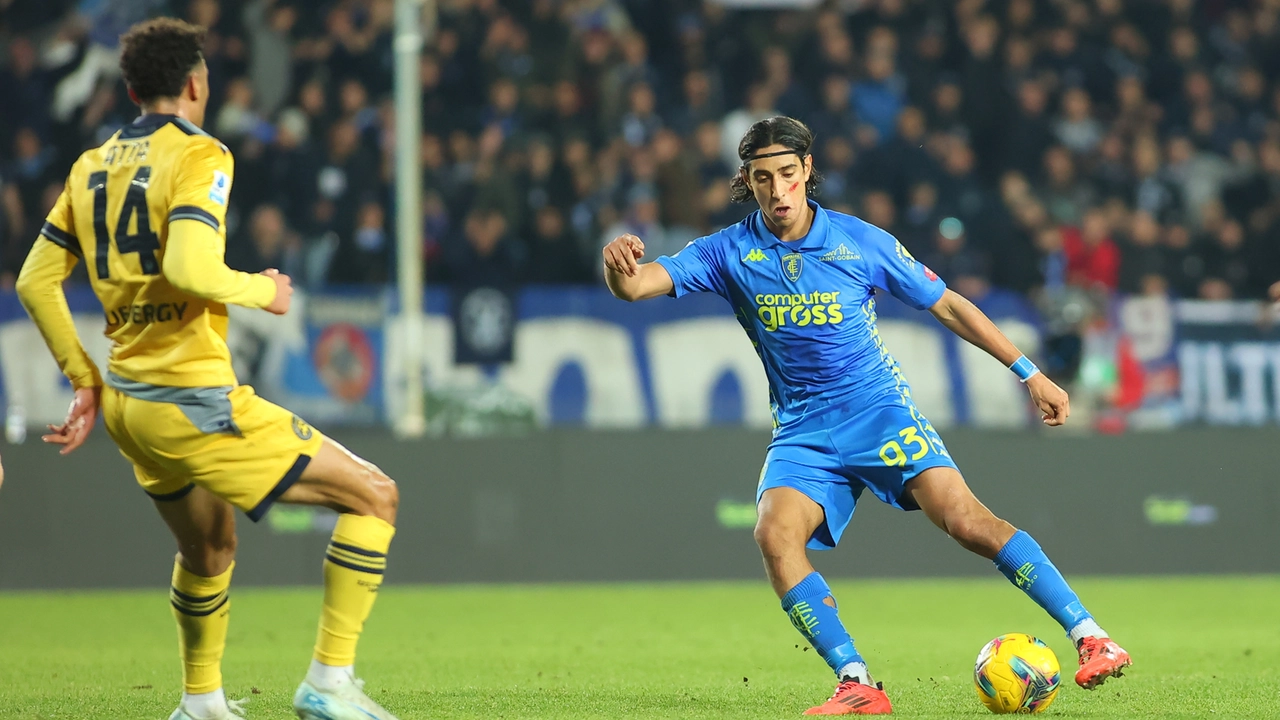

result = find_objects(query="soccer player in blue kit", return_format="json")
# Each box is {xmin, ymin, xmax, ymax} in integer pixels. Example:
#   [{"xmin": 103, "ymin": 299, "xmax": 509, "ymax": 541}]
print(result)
[{"xmin": 603, "ymin": 117, "xmax": 1131, "ymax": 716}]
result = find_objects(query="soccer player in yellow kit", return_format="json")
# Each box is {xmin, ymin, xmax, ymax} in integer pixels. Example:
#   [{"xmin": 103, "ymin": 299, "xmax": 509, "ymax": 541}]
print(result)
[{"xmin": 17, "ymin": 19, "xmax": 402, "ymax": 720}]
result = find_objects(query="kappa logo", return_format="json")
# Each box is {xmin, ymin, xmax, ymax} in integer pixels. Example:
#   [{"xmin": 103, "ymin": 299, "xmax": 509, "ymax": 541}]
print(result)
[
  {"xmin": 819, "ymin": 243, "xmax": 861, "ymax": 262},
  {"xmin": 782, "ymin": 252, "xmax": 804, "ymax": 281},
  {"xmin": 743, "ymin": 248, "xmax": 768, "ymax": 262}
]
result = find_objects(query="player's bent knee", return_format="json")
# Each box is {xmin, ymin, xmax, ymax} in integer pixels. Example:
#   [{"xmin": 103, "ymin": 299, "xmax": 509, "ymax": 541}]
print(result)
[
  {"xmin": 179, "ymin": 534, "xmax": 237, "ymax": 576},
  {"xmin": 753, "ymin": 518, "xmax": 806, "ymax": 556},
  {"xmin": 347, "ymin": 467, "xmax": 398, "ymax": 524},
  {"xmin": 944, "ymin": 511, "xmax": 1010, "ymax": 557},
  {"xmin": 369, "ymin": 471, "xmax": 399, "ymax": 524}
]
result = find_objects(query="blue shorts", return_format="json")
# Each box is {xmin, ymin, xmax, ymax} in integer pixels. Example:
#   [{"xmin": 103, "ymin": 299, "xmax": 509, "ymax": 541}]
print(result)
[{"xmin": 756, "ymin": 397, "xmax": 957, "ymax": 550}]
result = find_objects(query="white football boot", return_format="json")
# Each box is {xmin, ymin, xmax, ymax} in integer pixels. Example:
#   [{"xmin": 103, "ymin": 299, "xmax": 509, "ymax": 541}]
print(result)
[
  {"xmin": 293, "ymin": 673, "xmax": 398, "ymax": 720},
  {"xmin": 167, "ymin": 697, "xmax": 247, "ymax": 720}
]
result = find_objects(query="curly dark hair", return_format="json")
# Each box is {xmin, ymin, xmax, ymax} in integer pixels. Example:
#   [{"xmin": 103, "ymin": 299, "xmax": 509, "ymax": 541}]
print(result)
[
  {"xmin": 729, "ymin": 116, "xmax": 824, "ymax": 204},
  {"xmin": 119, "ymin": 18, "xmax": 206, "ymax": 105}
]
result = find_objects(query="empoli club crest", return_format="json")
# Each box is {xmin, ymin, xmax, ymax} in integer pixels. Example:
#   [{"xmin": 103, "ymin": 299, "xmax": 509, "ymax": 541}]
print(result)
[{"xmin": 782, "ymin": 252, "xmax": 803, "ymax": 281}]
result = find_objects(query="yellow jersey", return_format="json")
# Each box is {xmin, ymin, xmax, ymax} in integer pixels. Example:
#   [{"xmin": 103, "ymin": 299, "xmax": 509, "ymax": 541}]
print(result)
[{"xmin": 22, "ymin": 113, "xmax": 276, "ymax": 389}]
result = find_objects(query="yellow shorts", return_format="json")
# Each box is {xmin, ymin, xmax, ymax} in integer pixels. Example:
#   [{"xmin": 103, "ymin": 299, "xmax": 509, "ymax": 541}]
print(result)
[{"xmin": 102, "ymin": 381, "xmax": 326, "ymax": 521}]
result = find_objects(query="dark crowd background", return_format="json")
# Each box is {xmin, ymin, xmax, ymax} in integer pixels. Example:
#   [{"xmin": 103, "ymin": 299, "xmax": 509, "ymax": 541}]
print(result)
[{"xmin": 2, "ymin": 0, "xmax": 1280, "ymax": 309}]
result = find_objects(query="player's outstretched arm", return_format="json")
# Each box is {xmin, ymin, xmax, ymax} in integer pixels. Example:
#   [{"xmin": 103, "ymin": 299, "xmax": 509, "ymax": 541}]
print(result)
[
  {"xmin": 928, "ymin": 289, "xmax": 1069, "ymax": 426},
  {"xmin": 603, "ymin": 233, "xmax": 674, "ymax": 302},
  {"xmin": 162, "ymin": 220, "xmax": 292, "ymax": 314}
]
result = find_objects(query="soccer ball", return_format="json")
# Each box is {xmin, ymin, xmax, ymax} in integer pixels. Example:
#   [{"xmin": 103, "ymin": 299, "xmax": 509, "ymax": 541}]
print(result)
[{"xmin": 973, "ymin": 633, "xmax": 1061, "ymax": 714}]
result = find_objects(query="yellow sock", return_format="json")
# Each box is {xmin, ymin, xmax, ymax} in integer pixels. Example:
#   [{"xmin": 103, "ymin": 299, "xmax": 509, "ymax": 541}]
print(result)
[
  {"xmin": 170, "ymin": 560, "xmax": 233, "ymax": 694},
  {"xmin": 315, "ymin": 514, "xmax": 395, "ymax": 666}
]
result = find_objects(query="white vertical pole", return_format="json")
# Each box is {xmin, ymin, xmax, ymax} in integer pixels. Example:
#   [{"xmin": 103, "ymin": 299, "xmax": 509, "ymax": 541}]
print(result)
[{"xmin": 393, "ymin": 0, "xmax": 428, "ymax": 438}]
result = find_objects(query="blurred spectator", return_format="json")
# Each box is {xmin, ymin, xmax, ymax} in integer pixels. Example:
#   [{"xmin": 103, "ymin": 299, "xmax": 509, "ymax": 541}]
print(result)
[
  {"xmin": 7, "ymin": 128, "xmax": 57, "ymax": 240},
  {"xmin": 1054, "ymin": 87, "xmax": 1104, "ymax": 155},
  {"xmin": 852, "ymin": 27, "xmax": 907, "ymax": 145},
  {"xmin": 808, "ymin": 74, "xmax": 857, "ymax": 148},
  {"xmin": 652, "ymin": 130, "xmax": 702, "ymax": 232},
  {"xmin": 1003, "ymin": 80, "xmax": 1054, "ymax": 178},
  {"xmin": 1063, "ymin": 209, "xmax": 1120, "ymax": 292},
  {"xmin": 668, "ymin": 69, "xmax": 721, "ymax": 137},
  {"xmin": 1117, "ymin": 211, "xmax": 1165, "ymax": 295},
  {"xmin": 448, "ymin": 206, "xmax": 523, "ymax": 286},
  {"xmin": 861, "ymin": 190, "xmax": 897, "ymax": 236},
  {"xmin": 720, "ymin": 83, "xmax": 777, "ymax": 169},
  {"xmin": 227, "ymin": 204, "xmax": 305, "ymax": 282},
  {"xmin": 329, "ymin": 201, "xmax": 390, "ymax": 285},
  {"xmin": 0, "ymin": 39, "xmax": 51, "ymax": 144},
  {"xmin": 1039, "ymin": 146, "xmax": 1095, "ymax": 225},
  {"xmin": 762, "ymin": 45, "xmax": 810, "ymax": 119},
  {"xmin": 244, "ymin": 0, "xmax": 296, "ymax": 118},
  {"xmin": 598, "ymin": 184, "xmax": 679, "ymax": 277},
  {"xmin": 923, "ymin": 217, "xmax": 990, "ymax": 301},
  {"xmin": 215, "ymin": 78, "xmax": 265, "ymax": 141},
  {"xmin": 1200, "ymin": 218, "xmax": 1255, "ymax": 299},
  {"xmin": 527, "ymin": 205, "xmax": 591, "ymax": 284},
  {"xmin": 620, "ymin": 82, "xmax": 662, "ymax": 148}
]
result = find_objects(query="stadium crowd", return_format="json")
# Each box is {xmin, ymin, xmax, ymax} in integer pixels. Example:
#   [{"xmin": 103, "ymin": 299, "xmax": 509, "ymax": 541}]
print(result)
[{"xmin": 1, "ymin": 0, "xmax": 1279, "ymax": 304}]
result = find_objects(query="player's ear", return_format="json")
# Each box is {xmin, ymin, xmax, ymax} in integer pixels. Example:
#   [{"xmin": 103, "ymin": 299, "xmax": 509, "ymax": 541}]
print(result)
[{"xmin": 127, "ymin": 86, "xmax": 140, "ymax": 106}]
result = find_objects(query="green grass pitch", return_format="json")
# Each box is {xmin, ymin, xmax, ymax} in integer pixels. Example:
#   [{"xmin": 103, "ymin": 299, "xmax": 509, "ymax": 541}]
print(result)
[{"xmin": 1, "ymin": 576, "xmax": 1277, "ymax": 719}]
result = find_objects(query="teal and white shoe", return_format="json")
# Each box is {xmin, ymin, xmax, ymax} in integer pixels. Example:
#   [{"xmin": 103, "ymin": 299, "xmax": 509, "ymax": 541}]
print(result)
[
  {"xmin": 293, "ymin": 677, "xmax": 398, "ymax": 720},
  {"xmin": 167, "ymin": 697, "xmax": 247, "ymax": 720}
]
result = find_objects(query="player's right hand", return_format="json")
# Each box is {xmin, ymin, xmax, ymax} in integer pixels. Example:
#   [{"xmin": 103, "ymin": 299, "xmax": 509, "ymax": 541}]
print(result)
[
  {"xmin": 603, "ymin": 234, "xmax": 645, "ymax": 277},
  {"xmin": 43, "ymin": 386, "xmax": 100, "ymax": 455},
  {"xmin": 1269, "ymin": 280, "xmax": 1280, "ymax": 302},
  {"xmin": 1027, "ymin": 373, "xmax": 1070, "ymax": 427},
  {"xmin": 262, "ymin": 268, "xmax": 293, "ymax": 315}
]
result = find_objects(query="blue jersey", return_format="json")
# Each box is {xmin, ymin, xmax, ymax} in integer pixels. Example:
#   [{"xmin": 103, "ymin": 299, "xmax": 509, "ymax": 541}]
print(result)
[{"xmin": 655, "ymin": 200, "xmax": 946, "ymax": 436}]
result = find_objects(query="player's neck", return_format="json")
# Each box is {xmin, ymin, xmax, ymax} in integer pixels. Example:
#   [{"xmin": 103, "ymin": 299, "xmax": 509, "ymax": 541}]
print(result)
[
  {"xmin": 139, "ymin": 99, "xmax": 190, "ymax": 122},
  {"xmin": 764, "ymin": 201, "xmax": 815, "ymax": 243}
]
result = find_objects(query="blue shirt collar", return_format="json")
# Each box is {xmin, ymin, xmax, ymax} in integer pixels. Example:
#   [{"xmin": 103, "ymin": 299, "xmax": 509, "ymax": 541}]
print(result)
[{"xmin": 750, "ymin": 199, "xmax": 829, "ymax": 252}]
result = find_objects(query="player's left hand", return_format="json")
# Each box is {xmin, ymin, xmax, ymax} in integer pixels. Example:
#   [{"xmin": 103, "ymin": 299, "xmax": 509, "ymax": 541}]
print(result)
[
  {"xmin": 43, "ymin": 386, "xmax": 101, "ymax": 455},
  {"xmin": 1269, "ymin": 280, "xmax": 1280, "ymax": 303},
  {"xmin": 1026, "ymin": 374, "xmax": 1069, "ymax": 427}
]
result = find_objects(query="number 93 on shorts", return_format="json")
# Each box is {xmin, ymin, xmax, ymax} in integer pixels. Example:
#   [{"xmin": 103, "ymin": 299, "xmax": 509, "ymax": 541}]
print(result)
[{"xmin": 756, "ymin": 398, "xmax": 957, "ymax": 550}]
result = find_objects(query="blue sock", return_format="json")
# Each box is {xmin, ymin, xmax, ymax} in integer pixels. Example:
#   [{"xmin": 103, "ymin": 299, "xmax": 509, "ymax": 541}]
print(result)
[
  {"xmin": 781, "ymin": 572, "xmax": 863, "ymax": 676},
  {"xmin": 994, "ymin": 530, "xmax": 1093, "ymax": 634}
]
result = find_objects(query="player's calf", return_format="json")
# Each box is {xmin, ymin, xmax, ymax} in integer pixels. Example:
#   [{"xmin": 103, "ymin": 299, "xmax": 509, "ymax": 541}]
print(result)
[
  {"xmin": 153, "ymin": 489, "xmax": 241, "ymax": 720},
  {"xmin": 907, "ymin": 468, "xmax": 1130, "ymax": 683},
  {"xmin": 278, "ymin": 439, "xmax": 400, "ymax": 716}
]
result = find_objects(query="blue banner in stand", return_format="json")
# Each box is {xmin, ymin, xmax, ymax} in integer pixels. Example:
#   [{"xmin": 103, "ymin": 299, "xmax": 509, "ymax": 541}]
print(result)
[
  {"xmin": 387, "ymin": 286, "xmax": 1045, "ymax": 429},
  {"xmin": 1175, "ymin": 301, "xmax": 1280, "ymax": 425},
  {"xmin": 0, "ymin": 285, "xmax": 1043, "ymax": 429}
]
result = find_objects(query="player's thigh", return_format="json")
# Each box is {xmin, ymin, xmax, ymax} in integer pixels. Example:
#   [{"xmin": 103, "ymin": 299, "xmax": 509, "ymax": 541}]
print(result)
[
  {"xmin": 758, "ymin": 443, "xmax": 857, "ymax": 550},
  {"xmin": 152, "ymin": 484, "xmax": 238, "ymax": 577},
  {"xmin": 103, "ymin": 387, "xmax": 206, "ymax": 503},
  {"xmin": 277, "ymin": 437, "xmax": 399, "ymax": 523},
  {"xmin": 114, "ymin": 385, "xmax": 324, "ymax": 521},
  {"xmin": 903, "ymin": 466, "xmax": 1013, "ymax": 553}
]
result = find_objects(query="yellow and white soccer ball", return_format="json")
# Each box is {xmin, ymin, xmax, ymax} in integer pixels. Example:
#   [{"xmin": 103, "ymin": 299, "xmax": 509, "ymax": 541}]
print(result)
[{"xmin": 973, "ymin": 633, "xmax": 1061, "ymax": 714}]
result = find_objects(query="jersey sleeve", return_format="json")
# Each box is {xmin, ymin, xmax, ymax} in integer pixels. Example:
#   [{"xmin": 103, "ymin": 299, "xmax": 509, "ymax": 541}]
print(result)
[
  {"xmin": 168, "ymin": 139, "xmax": 235, "ymax": 235},
  {"xmin": 654, "ymin": 234, "xmax": 728, "ymax": 298},
  {"xmin": 16, "ymin": 238, "xmax": 102, "ymax": 389},
  {"xmin": 39, "ymin": 178, "xmax": 82, "ymax": 258},
  {"xmin": 164, "ymin": 139, "xmax": 277, "ymax": 308},
  {"xmin": 865, "ymin": 227, "xmax": 946, "ymax": 310}
]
